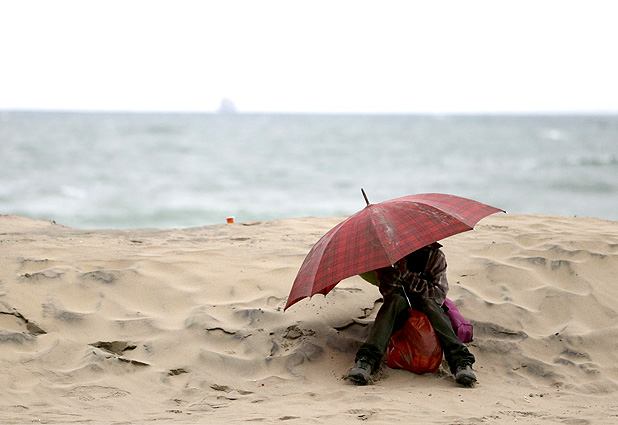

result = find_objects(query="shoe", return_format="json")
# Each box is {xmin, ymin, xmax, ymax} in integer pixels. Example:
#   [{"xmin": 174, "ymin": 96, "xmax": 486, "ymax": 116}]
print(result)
[
  {"xmin": 348, "ymin": 358, "xmax": 372, "ymax": 385},
  {"xmin": 455, "ymin": 364, "xmax": 477, "ymax": 387}
]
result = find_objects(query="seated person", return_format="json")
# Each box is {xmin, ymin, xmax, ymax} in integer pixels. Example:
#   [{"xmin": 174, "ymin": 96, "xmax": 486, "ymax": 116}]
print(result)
[{"xmin": 348, "ymin": 243, "xmax": 477, "ymax": 387}]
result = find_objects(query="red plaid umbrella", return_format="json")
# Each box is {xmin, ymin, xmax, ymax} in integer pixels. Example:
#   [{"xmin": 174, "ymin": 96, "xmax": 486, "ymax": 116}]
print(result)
[{"xmin": 284, "ymin": 192, "xmax": 503, "ymax": 310}]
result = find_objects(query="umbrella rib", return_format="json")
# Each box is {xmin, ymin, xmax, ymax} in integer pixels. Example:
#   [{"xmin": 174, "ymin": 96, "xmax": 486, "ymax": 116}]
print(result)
[
  {"xmin": 367, "ymin": 207, "xmax": 401, "ymax": 267},
  {"xmin": 307, "ymin": 219, "xmax": 350, "ymax": 297}
]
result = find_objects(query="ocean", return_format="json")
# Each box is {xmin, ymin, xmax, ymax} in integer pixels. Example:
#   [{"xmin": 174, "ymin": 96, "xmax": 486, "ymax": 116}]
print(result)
[{"xmin": 1, "ymin": 111, "xmax": 617, "ymax": 229}]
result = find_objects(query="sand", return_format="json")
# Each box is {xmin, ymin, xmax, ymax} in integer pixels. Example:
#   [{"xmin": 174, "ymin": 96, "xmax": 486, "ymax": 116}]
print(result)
[{"xmin": 0, "ymin": 213, "xmax": 617, "ymax": 424}]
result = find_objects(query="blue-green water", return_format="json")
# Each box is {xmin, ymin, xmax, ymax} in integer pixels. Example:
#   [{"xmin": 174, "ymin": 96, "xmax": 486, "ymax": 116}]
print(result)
[{"xmin": 1, "ymin": 111, "xmax": 617, "ymax": 229}]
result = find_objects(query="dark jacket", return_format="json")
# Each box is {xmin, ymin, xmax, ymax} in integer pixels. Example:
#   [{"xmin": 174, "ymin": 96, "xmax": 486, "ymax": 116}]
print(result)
[{"xmin": 359, "ymin": 243, "xmax": 449, "ymax": 306}]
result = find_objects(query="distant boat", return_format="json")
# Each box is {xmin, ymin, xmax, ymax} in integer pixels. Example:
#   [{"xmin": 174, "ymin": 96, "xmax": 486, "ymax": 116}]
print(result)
[{"xmin": 217, "ymin": 97, "xmax": 238, "ymax": 114}]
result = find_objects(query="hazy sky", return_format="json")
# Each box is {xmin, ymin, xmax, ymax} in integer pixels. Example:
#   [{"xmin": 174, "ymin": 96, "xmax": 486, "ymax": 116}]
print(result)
[{"xmin": 1, "ymin": 1, "xmax": 617, "ymax": 114}]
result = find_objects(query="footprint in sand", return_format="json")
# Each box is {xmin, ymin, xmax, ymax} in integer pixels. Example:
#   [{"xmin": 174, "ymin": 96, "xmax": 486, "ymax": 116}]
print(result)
[
  {"xmin": 80, "ymin": 270, "xmax": 118, "ymax": 284},
  {"xmin": 63, "ymin": 385, "xmax": 129, "ymax": 402}
]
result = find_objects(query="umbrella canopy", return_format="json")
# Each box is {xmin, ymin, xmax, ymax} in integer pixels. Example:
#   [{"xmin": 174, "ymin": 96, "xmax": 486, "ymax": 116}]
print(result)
[{"xmin": 285, "ymin": 192, "xmax": 503, "ymax": 310}]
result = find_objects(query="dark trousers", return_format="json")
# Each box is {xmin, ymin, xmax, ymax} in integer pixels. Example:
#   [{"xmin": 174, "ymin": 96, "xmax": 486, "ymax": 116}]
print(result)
[{"xmin": 355, "ymin": 293, "xmax": 475, "ymax": 374}]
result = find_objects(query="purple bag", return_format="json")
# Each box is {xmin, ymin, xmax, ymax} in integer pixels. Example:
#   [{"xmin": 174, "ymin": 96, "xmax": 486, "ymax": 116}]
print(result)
[{"xmin": 443, "ymin": 298, "xmax": 473, "ymax": 343}]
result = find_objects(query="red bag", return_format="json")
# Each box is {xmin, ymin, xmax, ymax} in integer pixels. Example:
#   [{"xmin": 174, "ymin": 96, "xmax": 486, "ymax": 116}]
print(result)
[{"xmin": 386, "ymin": 310, "xmax": 442, "ymax": 374}]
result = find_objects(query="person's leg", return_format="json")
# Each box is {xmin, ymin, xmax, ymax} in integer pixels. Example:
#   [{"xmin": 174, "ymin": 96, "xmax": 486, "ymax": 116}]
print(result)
[
  {"xmin": 349, "ymin": 293, "xmax": 409, "ymax": 383},
  {"xmin": 355, "ymin": 293, "xmax": 410, "ymax": 368},
  {"xmin": 412, "ymin": 297, "xmax": 476, "ymax": 383}
]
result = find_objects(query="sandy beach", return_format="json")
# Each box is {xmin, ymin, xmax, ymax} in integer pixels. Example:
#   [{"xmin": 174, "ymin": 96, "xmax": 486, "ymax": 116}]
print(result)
[{"xmin": 0, "ymin": 213, "xmax": 617, "ymax": 424}]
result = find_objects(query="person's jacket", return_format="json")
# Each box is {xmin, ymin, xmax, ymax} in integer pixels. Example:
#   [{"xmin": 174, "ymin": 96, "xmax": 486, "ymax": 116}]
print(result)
[{"xmin": 359, "ymin": 243, "xmax": 449, "ymax": 306}]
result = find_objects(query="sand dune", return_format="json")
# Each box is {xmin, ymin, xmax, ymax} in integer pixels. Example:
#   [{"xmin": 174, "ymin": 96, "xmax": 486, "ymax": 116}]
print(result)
[{"xmin": 0, "ymin": 213, "xmax": 617, "ymax": 424}]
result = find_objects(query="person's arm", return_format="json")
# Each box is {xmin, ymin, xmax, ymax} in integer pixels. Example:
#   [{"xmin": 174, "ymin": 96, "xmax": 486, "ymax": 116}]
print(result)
[
  {"xmin": 375, "ymin": 259, "xmax": 407, "ymax": 297},
  {"xmin": 406, "ymin": 250, "xmax": 449, "ymax": 305}
]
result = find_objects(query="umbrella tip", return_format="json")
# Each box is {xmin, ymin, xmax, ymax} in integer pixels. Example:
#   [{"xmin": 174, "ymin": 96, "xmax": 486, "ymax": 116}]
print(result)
[{"xmin": 361, "ymin": 188, "xmax": 370, "ymax": 206}]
